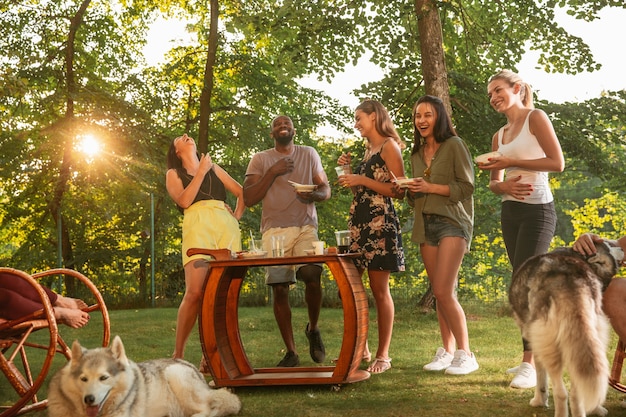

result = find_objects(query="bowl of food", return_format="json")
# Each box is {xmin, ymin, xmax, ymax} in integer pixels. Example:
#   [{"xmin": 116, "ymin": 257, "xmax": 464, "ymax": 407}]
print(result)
[
  {"xmin": 288, "ymin": 181, "xmax": 317, "ymax": 193},
  {"xmin": 474, "ymin": 151, "xmax": 501, "ymax": 165},
  {"xmin": 394, "ymin": 178, "xmax": 417, "ymax": 188}
]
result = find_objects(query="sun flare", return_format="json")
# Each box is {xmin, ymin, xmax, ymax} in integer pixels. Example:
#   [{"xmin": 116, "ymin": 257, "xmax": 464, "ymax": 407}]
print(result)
[{"xmin": 76, "ymin": 134, "xmax": 102, "ymax": 159}]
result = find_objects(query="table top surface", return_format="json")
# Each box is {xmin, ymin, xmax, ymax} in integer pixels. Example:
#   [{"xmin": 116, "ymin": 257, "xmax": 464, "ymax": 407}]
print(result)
[{"xmin": 210, "ymin": 252, "xmax": 358, "ymax": 267}]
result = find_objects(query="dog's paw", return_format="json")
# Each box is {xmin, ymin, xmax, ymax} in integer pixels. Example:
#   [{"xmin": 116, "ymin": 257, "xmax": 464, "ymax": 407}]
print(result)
[
  {"xmin": 589, "ymin": 405, "xmax": 608, "ymax": 416},
  {"xmin": 529, "ymin": 396, "xmax": 548, "ymax": 408}
]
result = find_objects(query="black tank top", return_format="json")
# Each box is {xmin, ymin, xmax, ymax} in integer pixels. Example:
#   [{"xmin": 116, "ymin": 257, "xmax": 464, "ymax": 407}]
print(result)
[{"xmin": 177, "ymin": 168, "xmax": 227, "ymax": 210}]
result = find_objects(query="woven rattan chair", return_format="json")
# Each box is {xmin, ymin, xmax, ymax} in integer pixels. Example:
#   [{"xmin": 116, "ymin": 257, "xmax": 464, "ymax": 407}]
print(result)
[{"xmin": 0, "ymin": 268, "xmax": 110, "ymax": 417}]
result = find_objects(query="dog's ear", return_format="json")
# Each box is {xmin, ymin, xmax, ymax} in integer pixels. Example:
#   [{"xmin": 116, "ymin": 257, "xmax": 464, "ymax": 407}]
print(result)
[
  {"xmin": 70, "ymin": 340, "xmax": 85, "ymax": 367},
  {"xmin": 109, "ymin": 335, "xmax": 130, "ymax": 366},
  {"xmin": 594, "ymin": 240, "xmax": 624, "ymax": 269}
]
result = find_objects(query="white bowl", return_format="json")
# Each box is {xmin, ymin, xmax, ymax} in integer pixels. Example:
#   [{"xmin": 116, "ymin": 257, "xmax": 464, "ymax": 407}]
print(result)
[
  {"xmin": 474, "ymin": 151, "xmax": 501, "ymax": 165},
  {"xmin": 241, "ymin": 251, "xmax": 267, "ymax": 259},
  {"xmin": 293, "ymin": 184, "xmax": 316, "ymax": 193},
  {"xmin": 395, "ymin": 178, "xmax": 417, "ymax": 188}
]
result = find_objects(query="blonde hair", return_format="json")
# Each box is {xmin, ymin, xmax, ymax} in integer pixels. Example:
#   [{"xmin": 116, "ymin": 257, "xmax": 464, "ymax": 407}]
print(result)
[
  {"xmin": 489, "ymin": 70, "xmax": 534, "ymax": 109},
  {"xmin": 355, "ymin": 99, "xmax": 406, "ymax": 150}
]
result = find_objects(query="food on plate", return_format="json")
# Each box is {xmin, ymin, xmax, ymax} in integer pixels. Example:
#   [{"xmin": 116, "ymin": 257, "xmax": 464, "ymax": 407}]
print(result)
[
  {"xmin": 474, "ymin": 151, "xmax": 502, "ymax": 165},
  {"xmin": 394, "ymin": 178, "xmax": 418, "ymax": 188}
]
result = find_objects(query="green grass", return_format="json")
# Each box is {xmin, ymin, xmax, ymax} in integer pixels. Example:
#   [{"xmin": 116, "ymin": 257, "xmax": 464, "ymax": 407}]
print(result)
[{"xmin": 2, "ymin": 302, "xmax": 624, "ymax": 416}]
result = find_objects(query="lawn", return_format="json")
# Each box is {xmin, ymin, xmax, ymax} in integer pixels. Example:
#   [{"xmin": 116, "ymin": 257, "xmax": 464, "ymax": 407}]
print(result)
[{"xmin": 2, "ymin": 302, "xmax": 624, "ymax": 417}]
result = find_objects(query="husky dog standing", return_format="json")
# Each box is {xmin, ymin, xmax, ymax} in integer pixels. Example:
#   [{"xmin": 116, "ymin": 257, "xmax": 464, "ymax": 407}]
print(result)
[
  {"xmin": 48, "ymin": 335, "xmax": 241, "ymax": 417},
  {"xmin": 509, "ymin": 240, "xmax": 623, "ymax": 417}
]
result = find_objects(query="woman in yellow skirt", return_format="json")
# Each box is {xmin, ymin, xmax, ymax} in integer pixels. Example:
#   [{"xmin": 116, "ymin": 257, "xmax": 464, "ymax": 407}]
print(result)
[{"xmin": 166, "ymin": 134, "xmax": 245, "ymax": 360}]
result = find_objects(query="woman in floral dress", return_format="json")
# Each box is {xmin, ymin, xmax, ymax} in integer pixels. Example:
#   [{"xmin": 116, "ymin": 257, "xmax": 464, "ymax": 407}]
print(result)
[{"xmin": 337, "ymin": 99, "xmax": 406, "ymax": 374}]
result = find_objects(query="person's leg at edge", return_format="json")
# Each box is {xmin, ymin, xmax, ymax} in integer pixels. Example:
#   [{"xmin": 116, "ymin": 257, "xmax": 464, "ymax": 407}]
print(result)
[
  {"xmin": 173, "ymin": 259, "xmax": 209, "ymax": 359},
  {"xmin": 604, "ymin": 278, "xmax": 626, "ymax": 342},
  {"xmin": 366, "ymin": 269, "xmax": 394, "ymax": 373},
  {"xmin": 421, "ymin": 238, "xmax": 471, "ymax": 353}
]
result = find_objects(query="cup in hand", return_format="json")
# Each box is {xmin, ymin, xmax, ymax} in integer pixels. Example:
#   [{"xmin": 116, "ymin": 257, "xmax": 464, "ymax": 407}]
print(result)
[
  {"xmin": 271, "ymin": 235, "xmax": 285, "ymax": 257},
  {"xmin": 312, "ymin": 241, "xmax": 325, "ymax": 255},
  {"xmin": 334, "ymin": 165, "xmax": 350, "ymax": 177}
]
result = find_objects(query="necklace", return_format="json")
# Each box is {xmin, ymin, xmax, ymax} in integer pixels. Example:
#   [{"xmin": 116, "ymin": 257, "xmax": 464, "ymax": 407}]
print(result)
[{"xmin": 183, "ymin": 170, "xmax": 214, "ymax": 200}]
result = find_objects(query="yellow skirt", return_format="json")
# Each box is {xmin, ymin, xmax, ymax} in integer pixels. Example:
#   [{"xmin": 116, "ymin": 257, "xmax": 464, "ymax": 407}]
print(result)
[{"xmin": 182, "ymin": 200, "xmax": 241, "ymax": 266}]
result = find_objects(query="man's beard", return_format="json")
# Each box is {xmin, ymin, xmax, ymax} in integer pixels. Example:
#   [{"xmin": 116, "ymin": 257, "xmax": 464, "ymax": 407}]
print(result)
[{"xmin": 275, "ymin": 133, "xmax": 294, "ymax": 145}]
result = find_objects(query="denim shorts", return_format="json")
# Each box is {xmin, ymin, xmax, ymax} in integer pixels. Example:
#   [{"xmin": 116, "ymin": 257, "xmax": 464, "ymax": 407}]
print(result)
[{"xmin": 423, "ymin": 214, "xmax": 467, "ymax": 246}]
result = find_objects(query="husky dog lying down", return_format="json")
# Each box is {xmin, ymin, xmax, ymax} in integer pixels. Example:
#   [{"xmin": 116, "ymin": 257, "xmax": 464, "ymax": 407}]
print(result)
[{"xmin": 48, "ymin": 335, "xmax": 241, "ymax": 417}]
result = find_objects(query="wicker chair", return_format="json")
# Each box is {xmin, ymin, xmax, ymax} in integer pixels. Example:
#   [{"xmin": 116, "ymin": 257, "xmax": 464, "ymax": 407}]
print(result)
[
  {"xmin": 609, "ymin": 338, "xmax": 626, "ymax": 394},
  {"xmin": 0, "ymin": 268, "xmax": 110, "ymax": 417}
]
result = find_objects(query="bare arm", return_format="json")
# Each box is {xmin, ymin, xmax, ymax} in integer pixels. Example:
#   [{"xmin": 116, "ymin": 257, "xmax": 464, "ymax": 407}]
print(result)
[
  {"xmin": 243, "ymin": 157, "xmax": 294, "ymax": 207},
  {"xmin": 573, "ymin": 233, "xmax": 626, "ymax": 258},
  {"xmin": 338, "ymin": 142, "xmax": 406, "ymax": 199},
  {"xmin": 296, "ymin": 170, "xmax": 331, "ymax": 203},
  {"xmin": 213, "ymin": 164, "xmax": 245, "ymax": 220},
  {"xmin": 165, "ymin": 154, "xmax": 212, "ymax": 209}
]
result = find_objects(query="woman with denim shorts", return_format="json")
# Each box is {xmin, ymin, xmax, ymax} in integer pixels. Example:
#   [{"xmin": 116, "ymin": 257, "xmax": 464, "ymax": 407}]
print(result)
[{"xmin": 403, "ymin": 95, "xmax": 478, "ymax": 376}]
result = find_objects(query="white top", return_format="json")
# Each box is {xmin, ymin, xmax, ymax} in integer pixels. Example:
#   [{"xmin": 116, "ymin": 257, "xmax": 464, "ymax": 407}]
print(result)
[{"xmin": 497, "ymin": 111, "xmax": 553, "ymax": 205}]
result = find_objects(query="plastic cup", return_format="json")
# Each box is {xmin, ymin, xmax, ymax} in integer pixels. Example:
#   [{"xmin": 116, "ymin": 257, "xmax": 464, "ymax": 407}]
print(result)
[
  {"xmin": 249, "ymin": 239, "xmax": 263, "ymax": 253},
  {"xmin": 334, "ymin": 165, "xmax": 350, "ymax": 177},
  {"xmin": 271, "ymin": 235, "xmax": 285, "ymax": 257},
  {"xmin": 334, "ymin": 230, "xmax": 351, "ymax": 254},
  {"xmin": 312, "ymin": 241, "xmax": 325, "ymax": 255}
]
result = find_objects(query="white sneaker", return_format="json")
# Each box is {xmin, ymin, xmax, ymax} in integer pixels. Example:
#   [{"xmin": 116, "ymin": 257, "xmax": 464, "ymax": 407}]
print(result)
[
  {"xmin": 423, "ymin": 347, "xmax": 454, "ymax": 371},
  {"xmin": 444, "ymin": 350, "xmax": 479, "ymax": 375},
  {"xmin": 509, "ymin": 362, "xmax": 536, "ymax": 389},
  {"xmin": 506, "ymin": 365, "xmax": 519, "ymax": 374}
]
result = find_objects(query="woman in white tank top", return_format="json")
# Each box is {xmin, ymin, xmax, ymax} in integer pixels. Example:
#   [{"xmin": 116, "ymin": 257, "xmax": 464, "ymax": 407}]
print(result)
[{"xmin": 481, "ymin": 70, "xmax": 564, "ymax": 390}]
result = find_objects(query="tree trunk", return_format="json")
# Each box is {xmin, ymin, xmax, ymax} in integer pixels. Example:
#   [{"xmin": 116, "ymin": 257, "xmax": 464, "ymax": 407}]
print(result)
[
  {"xmin": 414, "ymin": 0, "xmax": 452, "ymax": 116},
  {"xmin": 48, "ymin": 0, "xmax": 91, "ymax": 295},
  {"xmin": 198, "ymin": 0, "xmax": 219, "ymax": 154},
  {"xmin": 417, "ymin": 286, "xmax": 436, "ymax": 312}
]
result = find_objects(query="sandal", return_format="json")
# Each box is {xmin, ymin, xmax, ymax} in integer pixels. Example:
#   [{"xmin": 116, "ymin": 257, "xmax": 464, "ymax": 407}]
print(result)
[{"xmin": 366, "ymin": 357, "xmax": 392, "ymax": 374}]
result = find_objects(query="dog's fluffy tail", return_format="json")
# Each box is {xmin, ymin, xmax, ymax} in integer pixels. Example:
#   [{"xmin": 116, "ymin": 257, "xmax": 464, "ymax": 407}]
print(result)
[{"xmin": 530, "ymin": 292, "xmax": 609, "ymax": 413}]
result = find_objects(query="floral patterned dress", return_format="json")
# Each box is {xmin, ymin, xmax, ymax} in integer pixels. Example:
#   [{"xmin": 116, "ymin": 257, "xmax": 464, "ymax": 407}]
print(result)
[{"xmin": 348, "ymin": 148, "xmax": 405, "ymax": 272}]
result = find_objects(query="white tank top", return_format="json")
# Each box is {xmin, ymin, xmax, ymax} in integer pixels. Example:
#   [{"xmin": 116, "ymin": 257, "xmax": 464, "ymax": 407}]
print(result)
[{"xmin": 497, "ymin": 111, "xmax": 553, "ymax": 204}]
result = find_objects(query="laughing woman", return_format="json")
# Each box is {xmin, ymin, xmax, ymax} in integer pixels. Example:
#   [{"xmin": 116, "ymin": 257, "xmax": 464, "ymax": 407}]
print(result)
[
  {"xmin": 166, "ymin": 134, "xmax": 245, "ymax": 362},
  {"xmin": 403, "ymin": 95, "xmax": 478, "ymax": 376},
  {"xmin": 337, "ymin": 99, "xmax": 406, "ymax": 374},
  {"xmin": 480, "ymin": 70, "xmax": 564, "ymax": 389}
]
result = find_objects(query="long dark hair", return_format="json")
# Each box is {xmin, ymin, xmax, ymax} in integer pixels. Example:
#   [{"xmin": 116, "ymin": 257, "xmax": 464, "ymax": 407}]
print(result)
[
  {"xmin": 167, "ymin": 137, "xmax": 201, "ymax": 178},
  {"xmin": 411, "ymin": 95, "xmax": 457, "ymax": 155}
]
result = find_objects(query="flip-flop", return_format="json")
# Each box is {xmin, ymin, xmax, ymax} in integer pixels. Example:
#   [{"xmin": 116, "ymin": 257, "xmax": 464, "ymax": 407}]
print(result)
[{"xmin": 366, "ymin": 357, "xmax": 392, "ymax": 374}]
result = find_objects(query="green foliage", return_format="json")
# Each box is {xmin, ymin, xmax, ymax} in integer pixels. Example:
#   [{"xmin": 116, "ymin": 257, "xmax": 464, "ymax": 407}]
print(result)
[{"xmin": 1, "ymin": 1, "xmax": 625, "ymax": 307}]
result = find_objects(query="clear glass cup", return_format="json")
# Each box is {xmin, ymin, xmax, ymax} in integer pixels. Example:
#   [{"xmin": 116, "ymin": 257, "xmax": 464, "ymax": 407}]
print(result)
[
  {"xmin": 335, "ymin": 165, "xmax": 350, "ymax": 177},
  {"xmin": 271, "ymin": 235, "xmax": 285, "ymax": 257}
]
